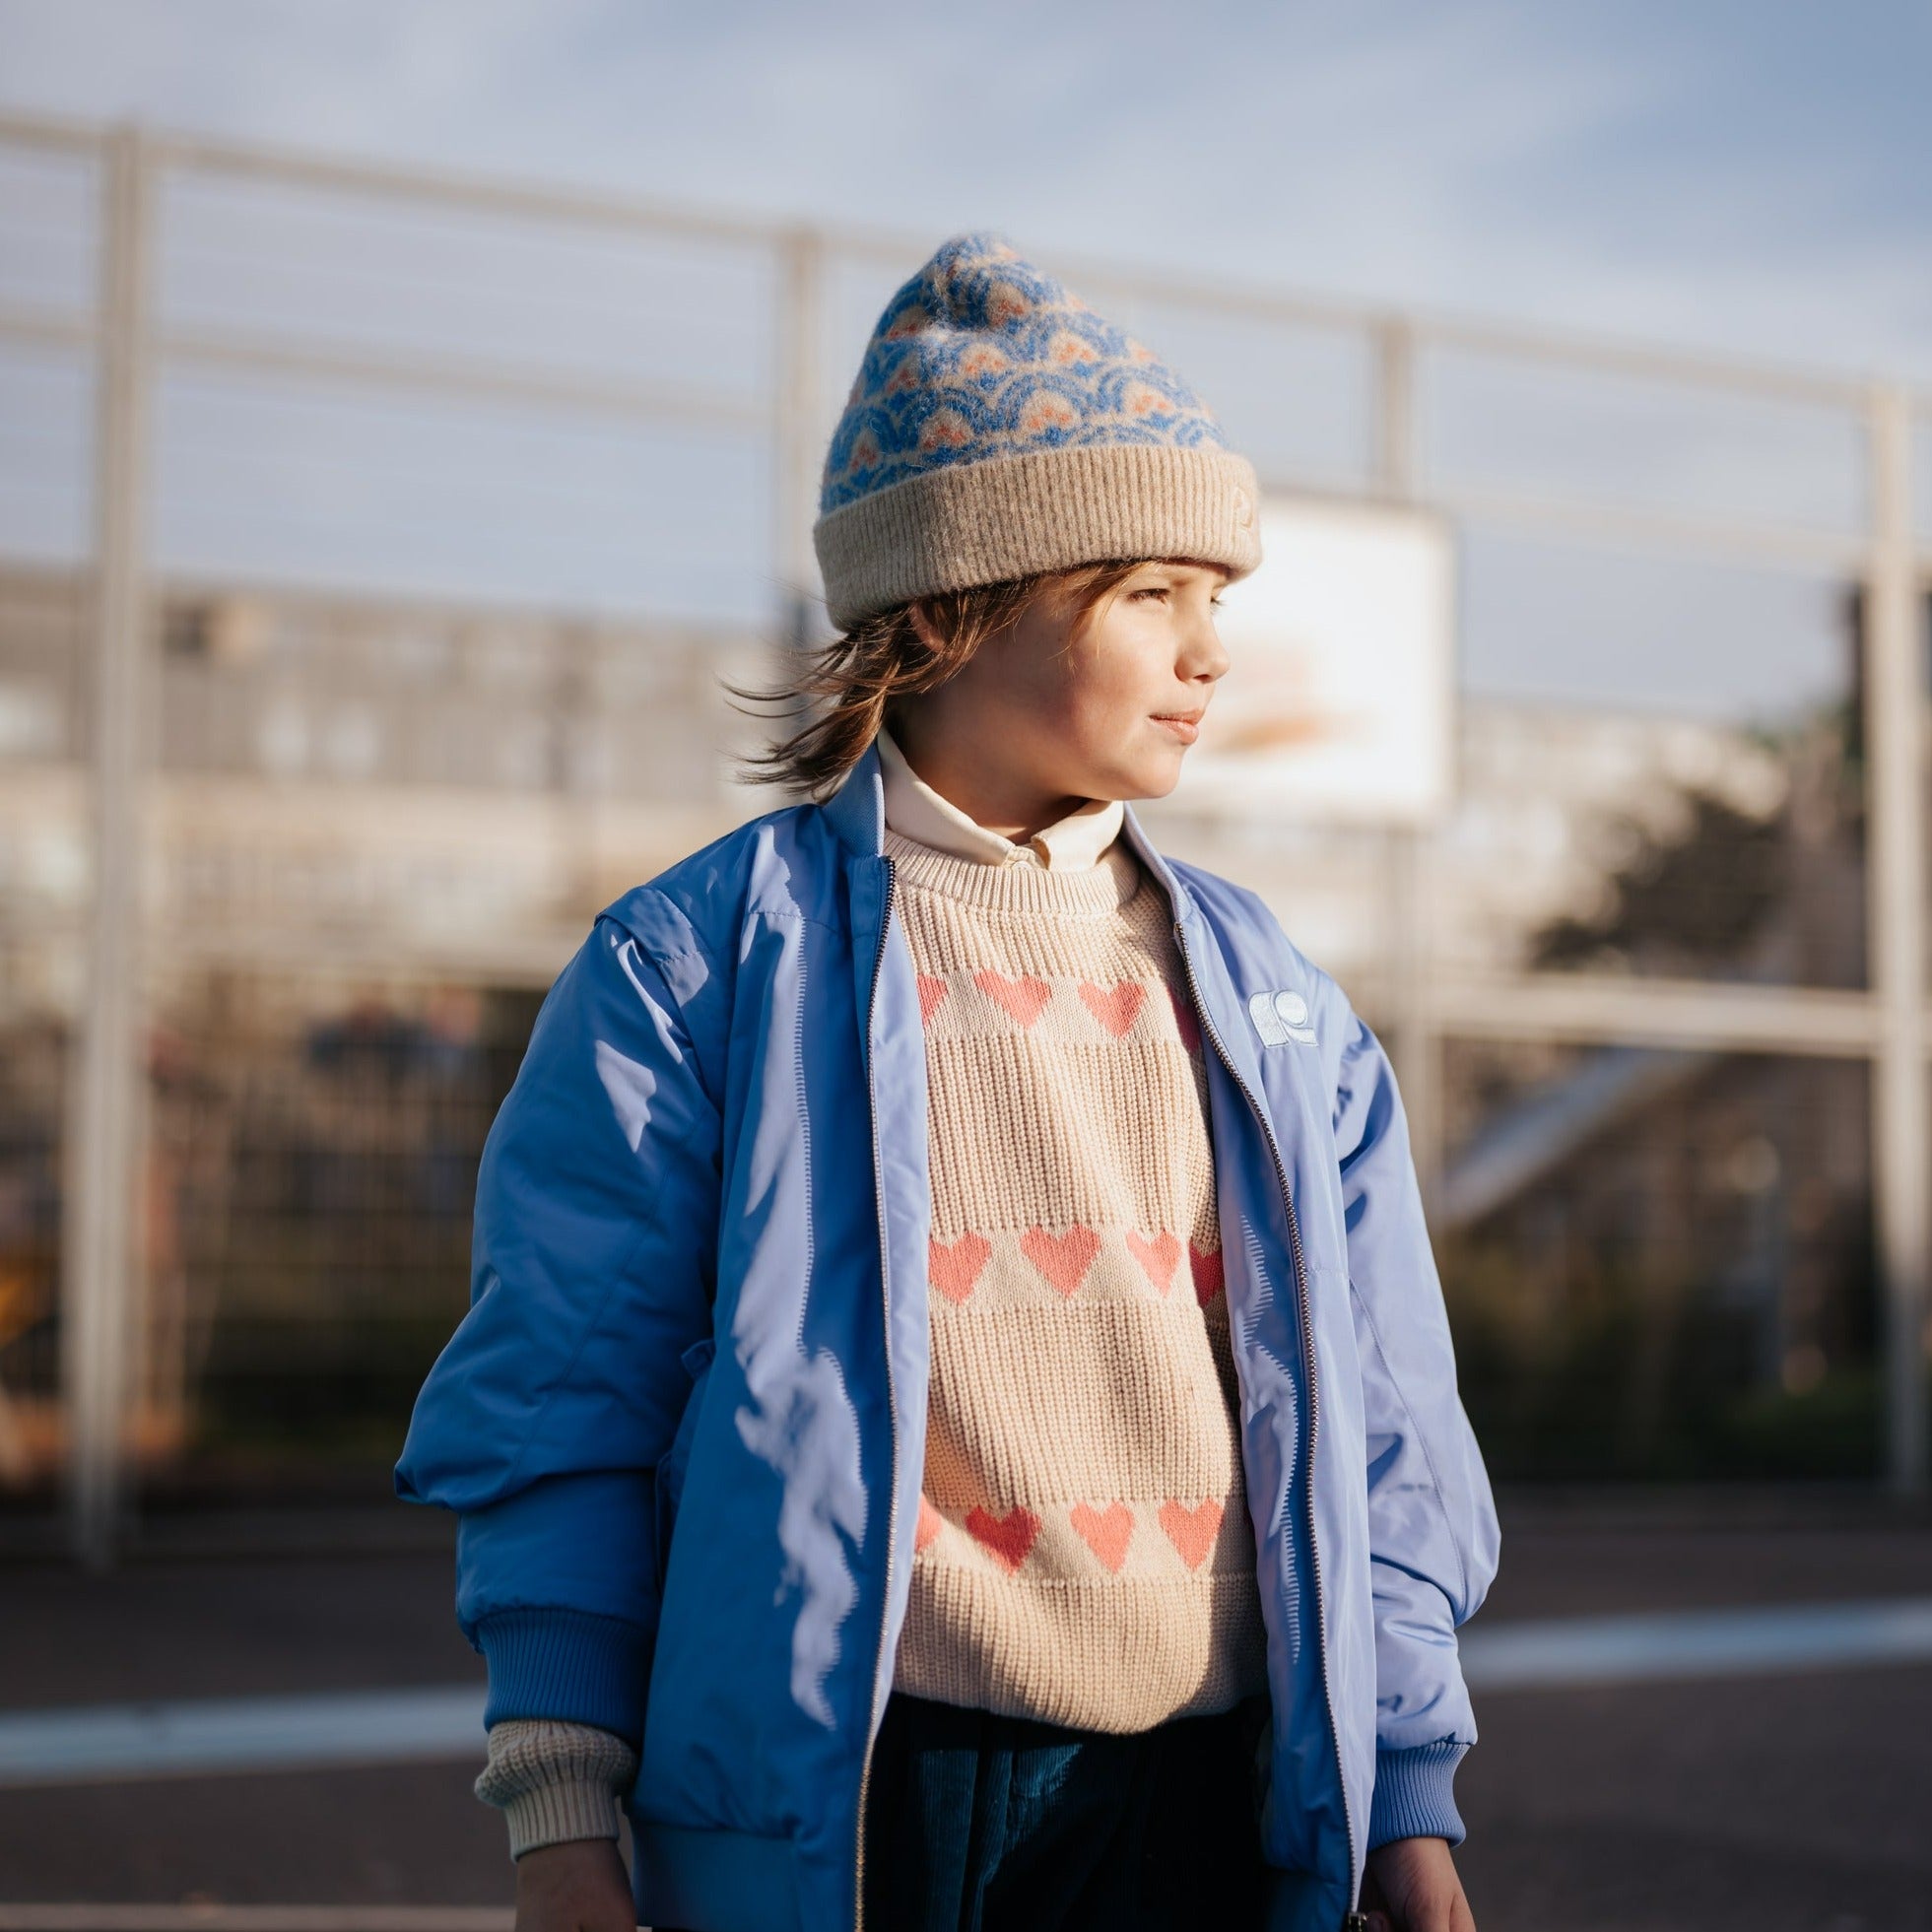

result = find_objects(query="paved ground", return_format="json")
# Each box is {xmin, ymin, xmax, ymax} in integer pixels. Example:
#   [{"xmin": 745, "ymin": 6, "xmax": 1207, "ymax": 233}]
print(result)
[{"xmin": 0, "ymin": 1491, "xmax": 1928, "ymax": 1930}]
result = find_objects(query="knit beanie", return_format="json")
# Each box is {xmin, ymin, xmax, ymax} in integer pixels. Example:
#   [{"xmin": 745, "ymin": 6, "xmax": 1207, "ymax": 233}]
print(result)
[{"xmin": 812, "ymin": 232, "xmax": 1263, "ymax": 632}]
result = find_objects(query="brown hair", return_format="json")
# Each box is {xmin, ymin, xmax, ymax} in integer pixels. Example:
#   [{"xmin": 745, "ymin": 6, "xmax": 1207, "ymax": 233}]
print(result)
[{"xmin": 722, "ymin": 559, "xmax": 1148, "ymax": 802}]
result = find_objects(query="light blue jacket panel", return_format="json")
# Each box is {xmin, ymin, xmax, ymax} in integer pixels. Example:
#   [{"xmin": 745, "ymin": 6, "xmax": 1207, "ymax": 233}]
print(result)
[{"xmin": 395, "ymin": 736, "xmax": 1500, "ymax": 1932}]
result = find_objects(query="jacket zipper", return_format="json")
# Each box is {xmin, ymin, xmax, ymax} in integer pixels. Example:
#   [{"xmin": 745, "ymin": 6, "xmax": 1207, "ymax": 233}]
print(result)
[
  {"xmin": 1171, "ymin": 916, "xmax": 1362, "ymax": 1928},
  {"xmin": 852, "ymin": 855, "xmax": 899, "ymax": 1932}
]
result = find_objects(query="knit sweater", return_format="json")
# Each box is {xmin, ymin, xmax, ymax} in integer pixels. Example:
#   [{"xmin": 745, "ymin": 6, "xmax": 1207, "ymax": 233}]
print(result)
[
  {"xmin": 884, "ymin": 820, "xmax": 1267, "ymax": 1730},
  {"xmin": 473, "ymin": 1717, "xmax": 638, "ymax": 1860},
  {"xmin": 475, "ymin": 733, "xmax": 1266, "ymax": 1846}
]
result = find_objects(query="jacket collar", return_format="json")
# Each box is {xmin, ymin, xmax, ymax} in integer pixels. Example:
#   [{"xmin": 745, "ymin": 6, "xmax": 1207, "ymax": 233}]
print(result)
[
  {"xmin": 822, "ymin": 735, "xmax": 1197, "ymax": 927},
  {"xmin": 1119, "ymin": 796, "xmax": 1198, "ymax": 930},
  {"xmin": 823, "ymin": 734, "xmax": 888, "ymax": 859}
]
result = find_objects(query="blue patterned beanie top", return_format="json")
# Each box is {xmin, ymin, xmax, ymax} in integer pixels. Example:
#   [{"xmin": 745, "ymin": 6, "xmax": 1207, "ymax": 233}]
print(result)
[{"xmin": 811, "ymin": 231, "xmax": 1262, "ymax": 632}]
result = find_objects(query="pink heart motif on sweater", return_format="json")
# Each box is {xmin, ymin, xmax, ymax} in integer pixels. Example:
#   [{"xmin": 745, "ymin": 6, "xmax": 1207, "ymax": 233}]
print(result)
[
  {"xmin": 1069, "ymin": 1500, "xmax": 1135, "ymax": 1573},
  {"xmin": 966, "ymin": 1503, "xmax": 1040, "ymax": 1573},
  {"xmin": 1125, "ymin": 1229, "xmax": 1181, "ymax": 1296},
  {"xmin": 929, "ymin": 1232, "xmax": 991, "ymax": 1304},
  {"xmin": 1159, "ymin": 1497, "xmax": 1224, "ymax": 1569},
  {"xmin": 1077, "ymin": 979, "xmax": 1146, "ymax": 1038},
  {"xmin": 916, "ymin": 973, "xmax": 950, "ymax": 1026},
  {"xmin": 914, "ymin": 1495, "xmax": 946, "ymax": 1555},
  {"xmin": 973, "ymin": 967, "xmax": 1052, "ymax": 1029},
  {"xmin": 1021, "ymin": 1224, "xmax": 1101, "ymax": 1297},
  {"xmin": 1188, "ymin": 1240, "xmax": 1225, "ymax": 1306}
]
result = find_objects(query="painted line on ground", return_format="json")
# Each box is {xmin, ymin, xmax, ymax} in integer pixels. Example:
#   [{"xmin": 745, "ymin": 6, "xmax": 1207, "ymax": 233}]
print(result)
[
  {"xmin": 1459, "ymin": 1593, "xmax": 1932, "ymax": 1691},
  {"xmin": 0, "ymin": 1686, "xmax": 486, "ymax": 1787},
  {"xmin": 0, "ymin": 1911, "xmax": 509, "ymax": 1931},
  {"xmin": 0, "ymin": 1911, "xmax": 509, "ymax": 1930},
  {"xmin": 1, "ymin": 1596, "xmax": 1929, "ymax": 1788}
]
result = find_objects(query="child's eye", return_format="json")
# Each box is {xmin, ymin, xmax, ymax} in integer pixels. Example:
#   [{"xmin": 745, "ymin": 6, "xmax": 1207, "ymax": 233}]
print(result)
[{"xmin": 1133, "ymin": 585, "xmax": 1169, "ymax": 601}]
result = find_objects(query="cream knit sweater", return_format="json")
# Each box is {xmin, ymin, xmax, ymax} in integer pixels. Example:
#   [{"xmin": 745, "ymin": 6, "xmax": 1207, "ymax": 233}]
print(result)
[
  {"xmin": 476, "ymin": 728, "xmax": 1266, "ymax": 1850},
  {"xmin": 883, "ymin": 794, "xmax": 1266, "ymax": 1728}
]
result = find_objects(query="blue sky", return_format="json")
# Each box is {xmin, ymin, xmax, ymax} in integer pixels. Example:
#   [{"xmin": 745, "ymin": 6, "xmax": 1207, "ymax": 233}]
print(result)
[
  {"xmin": 0, "ymin": 0, "xmax": 1924, "ymax": 724},
  {"xmin": 3, "ymin": 0, "xmax": 1926, "ymax": 377}
]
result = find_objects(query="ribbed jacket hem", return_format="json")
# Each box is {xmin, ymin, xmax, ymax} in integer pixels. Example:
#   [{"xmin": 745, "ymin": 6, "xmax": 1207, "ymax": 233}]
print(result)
[
  {"xmin": 1367, "ymin": 1740, "xmax": 1470, "ymax": 1850},
  {"xmin": 476, "ymin": 1608, "xmax": 652, "ymax": 1739}
]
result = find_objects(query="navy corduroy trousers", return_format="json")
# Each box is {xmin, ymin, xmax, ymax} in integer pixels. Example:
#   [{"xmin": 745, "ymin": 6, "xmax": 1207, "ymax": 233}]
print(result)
[{"xmin": 859, "ymin": 1689, "xmax": 1273, "ymax": 1932}]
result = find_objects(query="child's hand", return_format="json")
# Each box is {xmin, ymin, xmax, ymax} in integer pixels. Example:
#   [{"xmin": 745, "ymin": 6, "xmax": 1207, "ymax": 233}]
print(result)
[
  {"xmin": 1360, "ymin": 1835, "xmax": 1477, "ymax": 1932},
  {"xmin": 512, "ymin": 1838, "xmax": 635, "ymax": 1932}
]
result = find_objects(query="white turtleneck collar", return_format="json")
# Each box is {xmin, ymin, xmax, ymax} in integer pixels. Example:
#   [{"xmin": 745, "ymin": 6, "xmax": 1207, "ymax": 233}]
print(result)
[{"xmin": 872, "ymin": 721, "xmax": 1125, "ymax": 872}]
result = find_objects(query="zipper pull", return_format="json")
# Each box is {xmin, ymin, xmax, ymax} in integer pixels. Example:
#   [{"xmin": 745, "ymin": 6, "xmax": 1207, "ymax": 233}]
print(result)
[{"xmin": 1342, "ymin": 1916, "xmax": 1370, "ymax": 1931}]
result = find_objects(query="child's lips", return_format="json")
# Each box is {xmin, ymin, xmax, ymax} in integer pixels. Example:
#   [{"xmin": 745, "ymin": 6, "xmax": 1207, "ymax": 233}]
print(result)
[{"xmin": 1152, "ymin": 712, "xmax": 1201, "ymax": 744}]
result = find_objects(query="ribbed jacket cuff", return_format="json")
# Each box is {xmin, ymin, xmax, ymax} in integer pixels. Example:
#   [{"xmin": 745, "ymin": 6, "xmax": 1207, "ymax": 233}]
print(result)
[
  {"xmin": 476, "ymin": 1608, "xmax": 652, "ymax": 1740},
  {"xmin": 1367, "ymin": 1740, "xmax": 1470, "ymax": 1850}
]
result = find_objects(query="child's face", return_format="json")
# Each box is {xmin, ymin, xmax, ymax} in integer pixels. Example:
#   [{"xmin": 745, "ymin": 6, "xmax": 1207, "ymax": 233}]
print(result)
[{"xmin": 907, "ymin": 558, "xmax": 1231, "ymax": 813}]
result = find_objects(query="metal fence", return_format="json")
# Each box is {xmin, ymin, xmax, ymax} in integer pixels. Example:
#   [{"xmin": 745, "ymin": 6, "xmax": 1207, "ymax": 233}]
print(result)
[{"xmin": 0, "ymin": 112, "xmax": 1927, "ymax": 1562}]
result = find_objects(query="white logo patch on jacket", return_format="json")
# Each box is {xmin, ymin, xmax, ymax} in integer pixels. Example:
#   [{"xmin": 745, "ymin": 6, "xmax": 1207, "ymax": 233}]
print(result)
[{"xmin": 1248, "ymin": 985, "xmax": 1317, "ymax": 1047}]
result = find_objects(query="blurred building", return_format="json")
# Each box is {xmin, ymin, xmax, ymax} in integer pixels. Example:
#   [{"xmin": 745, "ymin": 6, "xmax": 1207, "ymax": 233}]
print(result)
[{"xmin": 0, "ymin": 116, "xmax": 1924, "ymax": 1557}]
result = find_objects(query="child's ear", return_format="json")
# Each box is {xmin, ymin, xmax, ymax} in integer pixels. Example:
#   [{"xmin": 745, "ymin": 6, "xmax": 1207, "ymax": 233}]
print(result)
[{"xmin": 905, "ymin": 598, "xmax": 944, "ymax": 654}]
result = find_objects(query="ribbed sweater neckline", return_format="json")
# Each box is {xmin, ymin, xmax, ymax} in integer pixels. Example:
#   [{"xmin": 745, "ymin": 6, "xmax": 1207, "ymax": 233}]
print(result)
[{"xmin": 883, "ymin": 826, "xmax": 1143, "ymax": 918}]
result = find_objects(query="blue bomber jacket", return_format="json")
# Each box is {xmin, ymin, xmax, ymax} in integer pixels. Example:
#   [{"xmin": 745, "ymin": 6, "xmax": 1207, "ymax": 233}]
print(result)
[{"xmin": 395, "ymin": 735, "xmax": 1500, "ymax": 1932}]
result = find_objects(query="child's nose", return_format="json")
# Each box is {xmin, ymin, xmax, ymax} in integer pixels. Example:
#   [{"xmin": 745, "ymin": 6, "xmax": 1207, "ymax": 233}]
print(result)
[{"xmin": 1187, "ymin": 618, "xmax": 1231, "ymax": 683}]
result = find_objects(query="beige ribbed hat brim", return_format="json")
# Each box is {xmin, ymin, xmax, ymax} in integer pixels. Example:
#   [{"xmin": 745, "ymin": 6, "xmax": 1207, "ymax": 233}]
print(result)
[{"xmin": 812, "ymin": 441, "xmax": 1263, "ymax": 633}]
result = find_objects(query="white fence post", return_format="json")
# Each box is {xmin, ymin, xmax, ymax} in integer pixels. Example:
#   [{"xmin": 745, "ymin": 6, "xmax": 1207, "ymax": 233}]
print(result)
[
  {"xmin": 1376, "ymin": 319, "xmax": 1443, "ymax": 1217},
  {"xmin": 775, "ymin": 227, "xmax": 825, "ymax": 658},
  {"xmin": 1866, "ymin": 382, "xmax": 1929, "ymax": 1495},
  {"xmin": 60, "ymin": 123, "xmax": 156, "ymax": 1566}
]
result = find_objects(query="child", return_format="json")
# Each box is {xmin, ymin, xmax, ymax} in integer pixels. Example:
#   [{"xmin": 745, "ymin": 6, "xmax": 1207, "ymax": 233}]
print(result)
[{"xmin": 397, "ymin": 232, "xmax": 1499, "ymax": 1932}]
